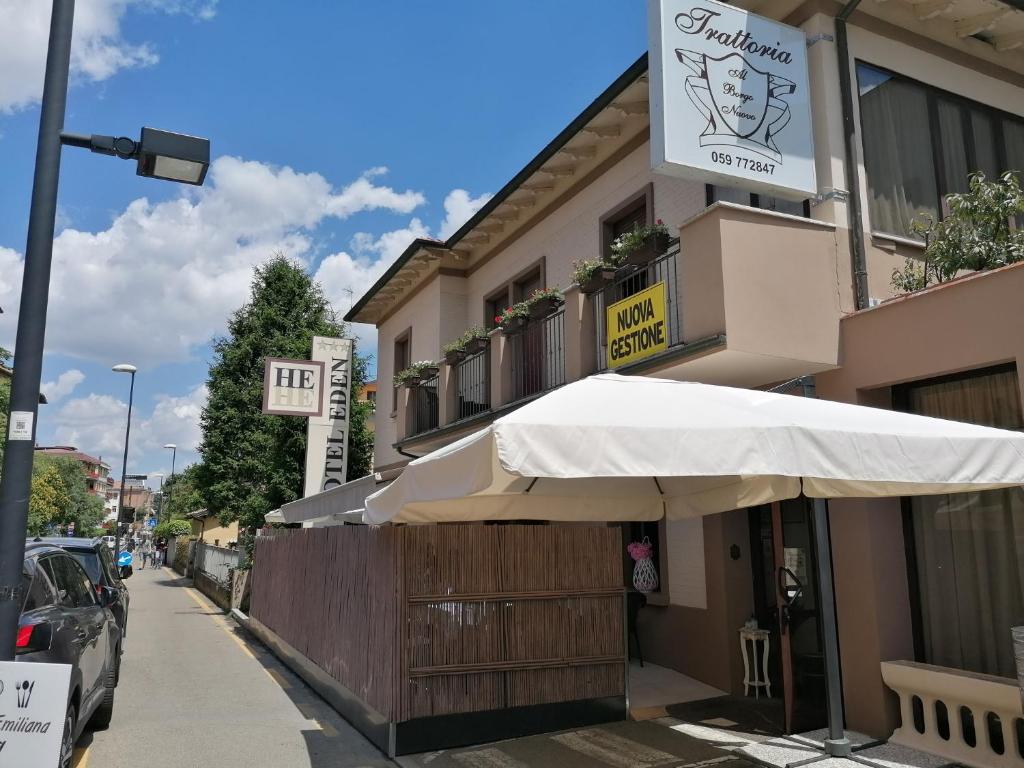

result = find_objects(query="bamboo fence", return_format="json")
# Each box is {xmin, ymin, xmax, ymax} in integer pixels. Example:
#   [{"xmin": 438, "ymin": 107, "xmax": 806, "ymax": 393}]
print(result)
[{"xmin": 250, "ymin": 523, "xmax": 625, "ymax": 723}]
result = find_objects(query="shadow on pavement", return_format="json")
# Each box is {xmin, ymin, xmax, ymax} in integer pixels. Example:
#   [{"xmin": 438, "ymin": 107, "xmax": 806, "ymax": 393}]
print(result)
[{"xmin": 224, "ymin": 616, "xmax": 394, "ymax": 768}]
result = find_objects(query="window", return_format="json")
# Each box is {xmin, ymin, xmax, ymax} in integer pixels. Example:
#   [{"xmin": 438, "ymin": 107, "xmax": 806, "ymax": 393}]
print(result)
[
  {"xmin": 601, "ymin": 185, "xmax": 653, "ymax": 260},
  {"xmin": 483, "ymin": 259, "xmax": 546, "ymax": 329},
  {"xmin": 392, "ymin": 330, "xmax": 411, "ymax": 413},
  {"xmin": 857, "ymin": 63, "xmax": 1024, "ymax": 239},
  {"xmin": 896, "ymin": 365, "xmax": 1024, "ymax": 678},
  {"xmin": 707, "ymin": 185, "xmax": 809, "ymax": 218},
  {"xmin": 21, "ymin": 566, "xmax": 57, "ymax": 612},
  {"xmin": 44, "ymin": 555, "xmax": 96, "ymax": 608}
]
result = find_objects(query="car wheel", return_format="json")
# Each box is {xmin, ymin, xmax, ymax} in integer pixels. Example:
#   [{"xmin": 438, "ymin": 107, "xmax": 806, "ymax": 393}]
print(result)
[
  {"xmin": 88, "ymin": 664, "xmax": 116, "ymax": 730},
  {"xmin": 60, "ymin": 702, "xmax": 76, "ymax": 768}
]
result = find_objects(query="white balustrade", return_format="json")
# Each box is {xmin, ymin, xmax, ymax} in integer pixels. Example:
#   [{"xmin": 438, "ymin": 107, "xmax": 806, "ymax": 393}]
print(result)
[{"xmin": 881, "ymin": 660, "xmax": 1024, "ymax": 768}]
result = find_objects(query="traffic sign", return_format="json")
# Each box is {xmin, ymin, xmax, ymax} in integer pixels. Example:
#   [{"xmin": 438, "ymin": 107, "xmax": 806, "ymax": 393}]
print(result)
[{"xmin": 147, "ymin": 517, "xmax": 157, "ymax": 528}]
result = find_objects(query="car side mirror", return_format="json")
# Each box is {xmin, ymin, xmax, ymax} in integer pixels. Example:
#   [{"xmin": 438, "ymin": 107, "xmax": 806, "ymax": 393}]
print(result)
[
  {"xmin": 99, "ymin": 587, "xmax": 119, "ymax": 607},
  {"xmin": 118, "ymin": 564, "xmax": 133, "ymax": 580}
]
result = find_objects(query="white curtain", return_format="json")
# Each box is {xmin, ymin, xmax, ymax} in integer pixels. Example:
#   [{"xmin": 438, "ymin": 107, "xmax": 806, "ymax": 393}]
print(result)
[{"xmin": 908, "ymin": 369, "xmax": 1024, "ymax": 678}]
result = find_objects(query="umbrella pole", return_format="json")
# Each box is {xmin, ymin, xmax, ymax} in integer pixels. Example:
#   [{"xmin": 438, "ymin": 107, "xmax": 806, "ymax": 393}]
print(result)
[{"xmin": 811, "ymin": 496, "xmax": 852, "ymax": 758}]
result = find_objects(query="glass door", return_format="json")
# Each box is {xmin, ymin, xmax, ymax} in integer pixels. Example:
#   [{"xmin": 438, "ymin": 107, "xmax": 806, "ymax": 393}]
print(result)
[{"xmin": 750, "ymin": 499, "xmax": 828, "ymax": 733}]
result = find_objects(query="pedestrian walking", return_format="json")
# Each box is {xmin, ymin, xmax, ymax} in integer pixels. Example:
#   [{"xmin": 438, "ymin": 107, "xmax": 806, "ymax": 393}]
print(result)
[{"xmin": 140, "ymin": 538, "xmax": 153, "ymax": 569}]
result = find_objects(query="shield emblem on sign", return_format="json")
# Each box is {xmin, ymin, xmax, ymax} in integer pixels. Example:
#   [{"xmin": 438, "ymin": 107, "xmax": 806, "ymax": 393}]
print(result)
[{"xmin": 704, "ymin": 53, "xmax": 770, "ymax": 139}]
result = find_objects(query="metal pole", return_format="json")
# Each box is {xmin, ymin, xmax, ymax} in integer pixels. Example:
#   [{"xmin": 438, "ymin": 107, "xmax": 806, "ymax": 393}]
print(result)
[
  {"xmin": 801, "ymin": 376, "xmax": 851, "ymax": 758},
  {"xmin": 114, "ymin": 372, "xmax": 135, "ymax": 568},
  {"xmin": 166, "ymin": 446, "xmax": 176, "ymax": 518},
  {"xmin": 0, "ymin": 0, "xmax": 75, "ymax": 661}
]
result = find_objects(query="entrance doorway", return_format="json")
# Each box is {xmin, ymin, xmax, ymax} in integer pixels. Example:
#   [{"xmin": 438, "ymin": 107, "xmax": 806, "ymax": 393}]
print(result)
[{"xmin": 749, "ymin": 498, "xmax": 829, "ymax": 733}]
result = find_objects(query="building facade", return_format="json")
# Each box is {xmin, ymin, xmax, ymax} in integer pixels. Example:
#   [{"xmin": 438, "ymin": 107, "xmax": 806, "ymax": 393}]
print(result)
[
  {"xmin": 340, "ymin": 0, "xmax": 1024, "ymax": 750},
  {"xmin": 35, "ymin": 445, "xmax": 111, "ymax": 499}
]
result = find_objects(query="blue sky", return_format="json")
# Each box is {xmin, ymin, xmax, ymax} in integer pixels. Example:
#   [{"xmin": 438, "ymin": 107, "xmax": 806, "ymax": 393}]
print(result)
[{"xmin": 0, "ymin": 1, "xmax": 646, "ymax": 485}]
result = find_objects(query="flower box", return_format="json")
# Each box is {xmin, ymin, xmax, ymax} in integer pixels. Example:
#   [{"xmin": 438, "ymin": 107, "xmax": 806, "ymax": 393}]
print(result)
[
  {"xmin": 464, "ymin": 337, "xmax": 488, "ymax": 356},
  {"xmin": 624, "ymin": 232, "xmax": 672, "ymax": 267},
  {"xmin": 528, "ymin": 296, "xmax": 564, "ymax": 320},
  {"xmin": 580, "ymin": 266, "xmax": 618, "ymax": 295},
  {"xmin": 418, "ymin": 366, "xmax": 439, "ymax": 380},
  {"xmin": 444, "ymin": 349, "xmax": 468, "ymax": 366},
  {"xmin": 500, "ymin": 315, "xmax": 528, "ymax": 334}
]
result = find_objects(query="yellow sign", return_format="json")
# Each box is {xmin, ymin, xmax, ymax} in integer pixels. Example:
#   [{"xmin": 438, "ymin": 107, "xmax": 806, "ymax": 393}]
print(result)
[{"xmin": 606, "ymin": 282, "xmax": 668, "ymax": 368}]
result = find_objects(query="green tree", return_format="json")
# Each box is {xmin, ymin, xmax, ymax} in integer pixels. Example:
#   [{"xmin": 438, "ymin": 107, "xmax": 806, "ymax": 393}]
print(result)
[
  {"xmin": 196, "ymin": 254, "xmax": 367, "ymax": 531},
  {"xmin": 346, "ymin": 351, "xmax": 374, "ymax": 483},
  {"xmin": 46, "ymin": 456, "xmax": 106, "ymax": 536},
  {"xmin": 0, "ymin": 346, "xmax": 11, "ymax": 473},
  {"xmin": 893, "ymin": 172, "xmax": 1024, "ymax": 292},
  {"xmin": 160, "ymin": 463, "xmax": 205, "ymax": 519},
  {"xmin": 28, "ymin": 459, "xmax": 71, "ymax": 536},
  {"xmin": 154, "ymin": 519, "xmax": 191, "ymax": 539}
]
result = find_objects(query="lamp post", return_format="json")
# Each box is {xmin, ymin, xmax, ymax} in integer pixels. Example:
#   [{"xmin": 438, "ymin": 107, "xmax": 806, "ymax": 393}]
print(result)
[
  {"xmin": 164, "ymin": 443, "xmax": 177, "ymax": 519},
  {"xmin": 112, "ymin": 364, "xmax": 137, "ymax": 568},
  {"xmin": 0, "ymin": 0, "xmax": 209, "ymax": 661}
]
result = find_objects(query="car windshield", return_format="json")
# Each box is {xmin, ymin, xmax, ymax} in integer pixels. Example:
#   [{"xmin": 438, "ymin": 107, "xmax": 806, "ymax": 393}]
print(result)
[{"xmin": 68, "ymin": 549, "xmax": 102, "ymax": 584}]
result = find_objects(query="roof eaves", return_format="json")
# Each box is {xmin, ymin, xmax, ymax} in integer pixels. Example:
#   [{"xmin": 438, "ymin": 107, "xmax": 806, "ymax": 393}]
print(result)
[{"xmin": 344, "ymin": 51, "xmax": 650, "ymax": 324}]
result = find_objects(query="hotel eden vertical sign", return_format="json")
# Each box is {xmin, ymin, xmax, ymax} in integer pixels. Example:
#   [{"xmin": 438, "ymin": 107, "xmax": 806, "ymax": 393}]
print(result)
[
  {"xmin": 648, "ymin": 0, "xmax": 816, "ymax": 199},
  {"xmin": 303, "ymin": 337, "xmax": 353, "ymax": 497},
  {"xmin": 262, "ymin": 337, "xmax": 353, "ymax": 498}
]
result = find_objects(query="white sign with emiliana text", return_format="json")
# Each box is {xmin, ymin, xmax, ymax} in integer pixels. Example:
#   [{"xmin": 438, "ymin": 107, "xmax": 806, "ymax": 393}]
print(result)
[
  {"xmin": 649, "ymin": 0, "xmax": 816, "ymax": 199},
  {"xmin": 0, "ymin": 661, "xmax": 71, "ymax": 766},
  {"xmin": 304, "ymin": 337, "xmax": 353, "ymax": 498}
]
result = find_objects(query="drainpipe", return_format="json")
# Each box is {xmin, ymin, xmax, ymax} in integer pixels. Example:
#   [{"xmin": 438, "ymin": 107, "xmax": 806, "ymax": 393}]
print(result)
[{"xmin": 835, "ymin": 0, "xmax": 870, "ymax": 310}]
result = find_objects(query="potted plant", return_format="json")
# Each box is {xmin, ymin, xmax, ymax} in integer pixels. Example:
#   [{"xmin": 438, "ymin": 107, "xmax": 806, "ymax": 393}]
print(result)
[
  {"xmin": 572, "ymin": 258, "xmax": 617, "ymax": 294},
  {"xmin": 462, "ymin": 325, "xmax": 489, "ymax": 356},
  {"xmin": 442, "ymin": 337, "xmax": 469, "ymax": 366},
  {"xmin": 611, "ymin": 220, "xmax": 671, "ymax": 267},
  {"xmin": 393, "ymin": 360, "xmax": 439, "ymax": 387},
  {"xmin": 495, "ymin": 302, "xmax": 530, "ymax": 334},
  {"xmin": 526, "ymin": 287, "xmax": 564, "ymax": 320}
]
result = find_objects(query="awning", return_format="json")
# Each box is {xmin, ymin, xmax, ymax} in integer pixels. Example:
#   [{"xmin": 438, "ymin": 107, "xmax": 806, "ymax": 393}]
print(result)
[{"xmin": 278, "ymin": 473, "xmax": 385, "ymax": 524}]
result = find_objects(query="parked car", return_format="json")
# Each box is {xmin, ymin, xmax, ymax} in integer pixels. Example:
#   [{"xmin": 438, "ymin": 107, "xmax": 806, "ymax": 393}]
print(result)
[
  {"xmin": 18, "ymin": 541, "xmax": 123, "ymax": 768},
  {"xmin": 100, "ymin": 535, "xmax": 115, "ymax": 550},
  {"xmin": 37, "ymin": 536, "xmax": 131, "ymax": 636}
]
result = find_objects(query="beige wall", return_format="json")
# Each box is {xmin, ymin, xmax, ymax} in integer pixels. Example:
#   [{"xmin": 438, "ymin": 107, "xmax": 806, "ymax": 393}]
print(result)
[
  {"xmin": 817, "ymin": 262, "xmax": 1024, "ymax": 737},
  {"xmin": 192, "ymin": 516, "xmax": 240, "ymax": 546}
]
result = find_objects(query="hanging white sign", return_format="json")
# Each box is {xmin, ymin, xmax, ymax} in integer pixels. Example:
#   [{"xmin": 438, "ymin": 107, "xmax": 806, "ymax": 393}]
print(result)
[
  {"xmin": 0, "ymin": 661, "xmax": 71, "ymax": 766},
  {"xmin": 649, "ymin": 0, "xmax": 816, "ymax": 200},
  {"xmin": 304, "ymin": 337, "xmax": 353, "ymax": 499}
]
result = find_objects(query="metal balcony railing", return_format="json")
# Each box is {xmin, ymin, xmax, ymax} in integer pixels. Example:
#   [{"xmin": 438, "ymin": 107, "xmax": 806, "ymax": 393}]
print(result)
[
  {"xmin": 413, "ymin": 374, "xmax": 440, "ymax": 435},
  {"xmin": 509, "ymin": 309, "xmax": 566, "ymax": 403},
  {"xmin": 593, "ymin": 240, "xmax": 682, "ymax": 370},
  {"xmin": 455, "ymin": 346, "xmax": 490, "ymax": 420}
]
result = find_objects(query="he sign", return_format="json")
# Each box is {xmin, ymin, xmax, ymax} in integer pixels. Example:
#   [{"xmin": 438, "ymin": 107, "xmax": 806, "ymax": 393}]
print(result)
[
  {"xmin": 0, "ymin": 661, "xmax": 71, "ymax": 766},
  {"xmin": 606, "ymin": 282, "xmax": 669, "ymax": 369},
  {"xmin": 304, "ymin": 337, "xmax": 353, "ymax": 497},
  {"xmin": 648, "ymin": 0, "xmax": 816, "ymax": 199},
  {"xmin": 262, "ymin": 358, "xmax": 325, "ymax": 417}
]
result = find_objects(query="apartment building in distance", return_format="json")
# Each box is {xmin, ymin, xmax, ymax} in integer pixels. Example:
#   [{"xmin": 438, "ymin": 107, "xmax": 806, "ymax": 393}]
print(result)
[{"xmin": 35, "ymin": 445, "xmax": 111, "ymax": 499}]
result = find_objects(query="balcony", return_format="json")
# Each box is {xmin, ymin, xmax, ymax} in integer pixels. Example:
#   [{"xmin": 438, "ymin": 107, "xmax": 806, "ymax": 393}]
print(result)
[
  {"xmin": 594, "ymin": 202, "xmax": 842, "ymax": 387},
  {"xmin": 508, "ymin": 309, "xmax": 566, "ymax": 402},
  {"xmin": 394, "ymin": 202, "xmax": 843, "ymax": 449}
]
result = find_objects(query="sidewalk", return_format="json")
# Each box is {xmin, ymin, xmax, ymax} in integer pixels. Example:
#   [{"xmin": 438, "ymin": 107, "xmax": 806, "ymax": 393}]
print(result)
[{"xmin": 75, "ymin": 566, "xmax": 394, "ymax": 768}]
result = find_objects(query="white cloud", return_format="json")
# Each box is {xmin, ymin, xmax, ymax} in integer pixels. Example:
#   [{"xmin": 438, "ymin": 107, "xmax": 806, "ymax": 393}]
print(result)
[
  {"xmin": 41, "ymin": 369, "xmax": 85, "ymax": 403},
  {"xmin": 0, "ymin": 158, "xmax": 426, "ymax": 367},
  {"xmin": 0, "ymin": 0, "xmax": 219, "ymax": 114},
  {"xmin": 49, "ymin": 382, "xmax": 207, "ymax": 469},
  {"xmin": 315, "ymin": 188, "xmax": 492, "ymax": 374},
  {"xmin": 438, "ymin": 189, "xmax": 493, "ymax": 239}
]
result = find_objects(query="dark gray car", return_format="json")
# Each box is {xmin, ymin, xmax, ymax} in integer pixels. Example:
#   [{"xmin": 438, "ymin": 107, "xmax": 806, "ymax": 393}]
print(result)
[
  {"xmin": 18, "ymin": 541, "xmax": 122, "ymax": 768},
  {"xmin": 37, "ymin": 537, "xmax": 131, "ymax": 637}
]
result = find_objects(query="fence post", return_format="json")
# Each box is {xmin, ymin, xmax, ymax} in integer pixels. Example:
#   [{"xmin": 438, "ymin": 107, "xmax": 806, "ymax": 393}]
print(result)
[{"xmin": 1014, "ymin": 626, "xmax": 1024, "ymax": 709}]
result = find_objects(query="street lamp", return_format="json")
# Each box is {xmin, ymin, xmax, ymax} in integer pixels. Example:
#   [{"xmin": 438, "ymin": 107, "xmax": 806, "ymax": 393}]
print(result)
[
  {"xmin": 0, "ymin": 0, "xmax": 210, "ymax": 660},
  {"xmin": 112, "ymin": 364, "xmax": 137, "ymax": 567},
  {"xmin": 164, "ymin": 443, "xmax": 177, "ymax": 519}
]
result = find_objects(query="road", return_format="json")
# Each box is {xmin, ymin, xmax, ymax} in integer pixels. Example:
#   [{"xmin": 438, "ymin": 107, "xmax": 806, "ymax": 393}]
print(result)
[{"xmin": 74, "ymin": 566, "xmax": 394, "ymax": 768}]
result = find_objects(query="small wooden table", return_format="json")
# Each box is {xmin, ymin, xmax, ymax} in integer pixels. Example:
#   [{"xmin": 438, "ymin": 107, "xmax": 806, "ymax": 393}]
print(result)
[{"xmin": 739, "ymin": 627, "xmax": 771, "ymax": 698}]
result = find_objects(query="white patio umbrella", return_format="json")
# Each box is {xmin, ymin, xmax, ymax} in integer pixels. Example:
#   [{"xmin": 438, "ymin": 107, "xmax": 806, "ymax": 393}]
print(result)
[{"xmin": 365, "ymin": 374, "xmax": 1024, "ymax": 759}]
